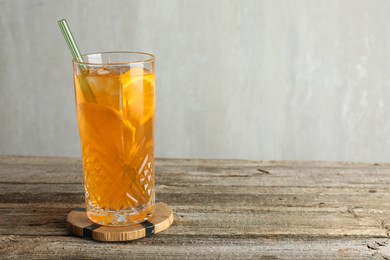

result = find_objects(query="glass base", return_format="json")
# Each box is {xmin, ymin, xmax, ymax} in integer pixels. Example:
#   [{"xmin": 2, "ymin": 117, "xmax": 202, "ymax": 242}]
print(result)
[{"xmin": 86, "ymin": 200, "xmax": 155, "ymax": 226}]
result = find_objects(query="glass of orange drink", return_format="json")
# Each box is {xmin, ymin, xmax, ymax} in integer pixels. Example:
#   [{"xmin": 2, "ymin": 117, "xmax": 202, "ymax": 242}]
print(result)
[{"xmin": 73, "ymin": 52, "xmax": 155, "ymax": 226}]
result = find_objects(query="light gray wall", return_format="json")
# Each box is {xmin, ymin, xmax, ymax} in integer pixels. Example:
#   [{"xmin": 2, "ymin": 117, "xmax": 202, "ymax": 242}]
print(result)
[{"xmin": 1, "ymin": 0, "xmax": 390, "ymax": 162}]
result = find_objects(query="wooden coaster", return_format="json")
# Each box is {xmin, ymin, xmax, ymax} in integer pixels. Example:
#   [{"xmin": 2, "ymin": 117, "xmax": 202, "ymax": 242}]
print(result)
[{"xmin": 67, "ymin": 202, "xmax": 173, "ymax": 242}]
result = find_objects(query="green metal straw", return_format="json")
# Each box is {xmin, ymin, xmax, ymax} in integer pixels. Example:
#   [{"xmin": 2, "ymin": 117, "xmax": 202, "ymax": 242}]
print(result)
[{"xmin": 58, "ymin": 19, "xmax": 95, "ymax": 102}]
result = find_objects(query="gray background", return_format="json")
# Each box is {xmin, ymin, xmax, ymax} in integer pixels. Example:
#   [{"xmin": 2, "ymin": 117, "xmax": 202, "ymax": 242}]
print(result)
[{"xmin": 1, "ymin": 0, "xmax": 390, "ymax": 162}]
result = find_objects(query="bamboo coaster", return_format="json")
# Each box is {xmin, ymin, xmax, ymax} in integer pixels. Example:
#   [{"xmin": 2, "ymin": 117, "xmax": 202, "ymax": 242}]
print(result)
[{"xmin": 67, "ymin": 202, "xmax": 173, "ymax": 242}]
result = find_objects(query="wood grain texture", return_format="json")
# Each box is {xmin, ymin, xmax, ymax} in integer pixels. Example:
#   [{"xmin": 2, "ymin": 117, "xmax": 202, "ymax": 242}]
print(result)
[{"xmin": 1, "ymin": 155, "xmax": 390, "ymax": 259}]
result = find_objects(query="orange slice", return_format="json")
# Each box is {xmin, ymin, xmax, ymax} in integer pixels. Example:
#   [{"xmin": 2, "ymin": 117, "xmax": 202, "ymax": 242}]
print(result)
[{"xmin": 121, "ymin": 68, "xmax": 155, "ymax": 125}]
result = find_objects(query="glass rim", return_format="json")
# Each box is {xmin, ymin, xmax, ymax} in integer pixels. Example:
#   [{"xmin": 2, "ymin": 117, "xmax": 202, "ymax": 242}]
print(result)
[{"xmin": 73, "ymin": 51, "xmax": 155, "ymax": 66}]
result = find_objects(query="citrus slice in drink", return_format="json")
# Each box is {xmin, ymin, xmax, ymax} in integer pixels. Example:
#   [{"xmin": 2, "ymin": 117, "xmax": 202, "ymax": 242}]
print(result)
[{"xmin": 121, "ymin": 68, "xmax": 155, "ymax": 125}]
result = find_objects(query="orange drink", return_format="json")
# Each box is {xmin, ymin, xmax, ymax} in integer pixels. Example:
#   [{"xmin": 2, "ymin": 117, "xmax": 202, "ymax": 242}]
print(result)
[{"xmin": 73, "ymin": 52, "xmax": 155, "ymax": 226}]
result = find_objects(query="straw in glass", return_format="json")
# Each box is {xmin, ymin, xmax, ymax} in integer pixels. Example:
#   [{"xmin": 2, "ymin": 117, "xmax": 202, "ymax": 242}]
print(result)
[{"xmin": 58, "ymin": 19, "xmax": 96, "ymax": 103}]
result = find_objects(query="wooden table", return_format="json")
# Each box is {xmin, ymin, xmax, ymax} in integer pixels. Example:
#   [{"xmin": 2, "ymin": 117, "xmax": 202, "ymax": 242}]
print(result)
[{"xmin": 1, "ymin": 156, "xmax": 390, "ymax": 259}]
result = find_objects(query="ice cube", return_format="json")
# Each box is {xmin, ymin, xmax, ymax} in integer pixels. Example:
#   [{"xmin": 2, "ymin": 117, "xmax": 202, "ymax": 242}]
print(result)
[
  {"xmin": 91, "ymin": 67, "xmax": 130, "ymax": 76},
  {"xmin": 95, "ymin": 68, "xmax": 112, "ymax": 76}
]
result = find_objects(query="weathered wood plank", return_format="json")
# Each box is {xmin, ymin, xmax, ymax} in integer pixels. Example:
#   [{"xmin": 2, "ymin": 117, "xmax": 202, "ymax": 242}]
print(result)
[
  {"xmin": 2, "ymin": 183, "xmax": 390, "ymax": 207},
  {"xmin": 2, "ymin": 184, "xmax": 390, "ymax": 237},
  {"xmin": 0, "ymin": 235, "xmax": 384, "ymax": 259},
  {"xmin": 1, "ymin": 202, "xmax": 389, "ymax": 237},
  {"xmin": 1, "ymin": 155, "xmax": 390, "ymax": 258}
]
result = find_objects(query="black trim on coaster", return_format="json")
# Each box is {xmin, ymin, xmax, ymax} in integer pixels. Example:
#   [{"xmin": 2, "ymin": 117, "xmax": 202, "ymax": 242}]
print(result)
[
  {"xmin": 73, "ymin": 207, "xmax": 86, "ymax": 212},
  {"xmin": 83, "ymin": 224, "xmax": 101, "ymax": 238},
  {"xmin": 141, "ymin": 221, "xmax": 155, "ymax": 236}
]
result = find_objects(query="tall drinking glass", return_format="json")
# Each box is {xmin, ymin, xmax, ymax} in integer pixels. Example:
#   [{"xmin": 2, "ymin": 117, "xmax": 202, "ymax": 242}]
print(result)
[{"xmin": 73, "ymin": 52, "xmax": 155, "ymax": 226}]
